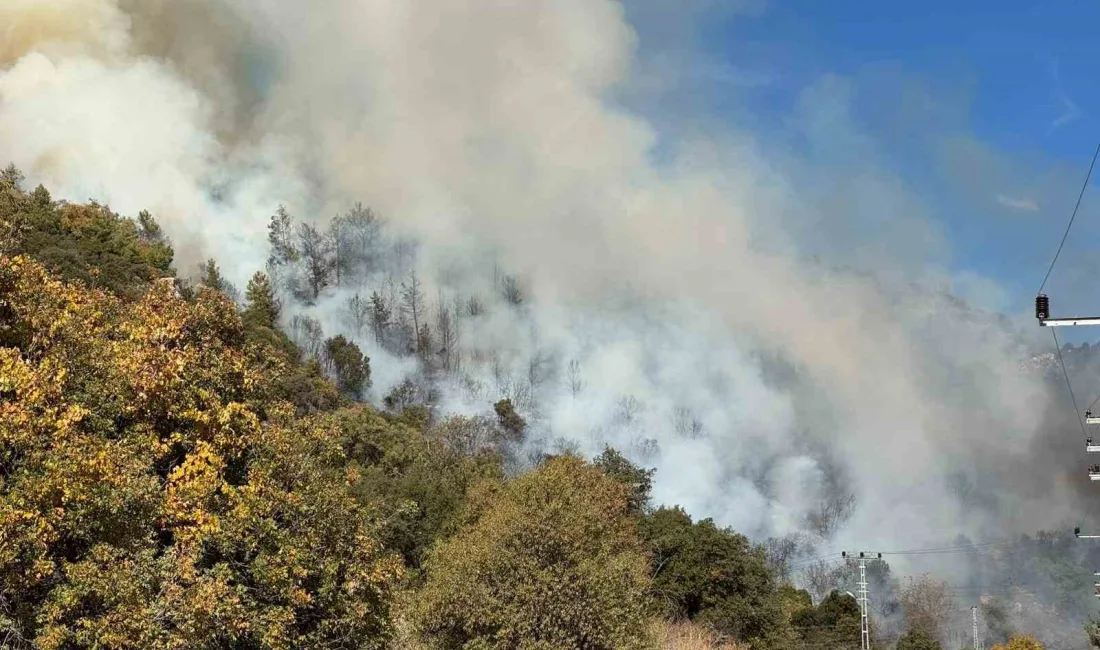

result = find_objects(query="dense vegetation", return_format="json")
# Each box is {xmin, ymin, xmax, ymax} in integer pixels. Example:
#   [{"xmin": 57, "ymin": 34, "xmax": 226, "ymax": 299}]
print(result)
[{"xmin": 0, "ymin": 167, "xmax": 1070, "ymax": 649}]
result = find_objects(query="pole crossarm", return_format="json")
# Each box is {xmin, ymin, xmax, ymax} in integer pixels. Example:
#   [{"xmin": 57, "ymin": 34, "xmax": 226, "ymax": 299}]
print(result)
[
  {"xmin": 1036, "ymin": 296, "xmax": 1100, "ymax": 327},
  {"xmin": 1039, "ymin": 316, "xmax": 1100, "ymax": 327},
  {"xmin": 1075, "ymin": 527, "xmax": 1100, "ymax": 539}
]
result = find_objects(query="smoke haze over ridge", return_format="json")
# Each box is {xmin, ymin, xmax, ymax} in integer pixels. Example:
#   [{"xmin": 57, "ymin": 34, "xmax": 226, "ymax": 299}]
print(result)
[{"xmin": 3, "ymin": 0, "xmax": 1095, "ymax": 592}]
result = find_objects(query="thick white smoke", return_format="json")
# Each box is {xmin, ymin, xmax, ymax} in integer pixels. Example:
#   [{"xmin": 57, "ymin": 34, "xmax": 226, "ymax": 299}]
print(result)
[{"xmin": 0, "ymin": 0, "xmax": 1083, "ymax": 574}]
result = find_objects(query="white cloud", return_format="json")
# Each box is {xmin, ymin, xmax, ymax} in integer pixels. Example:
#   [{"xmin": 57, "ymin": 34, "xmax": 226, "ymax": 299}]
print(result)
[{"xmin": 996, "ymin": 193, "xmax": 1040, "ymax": 212}]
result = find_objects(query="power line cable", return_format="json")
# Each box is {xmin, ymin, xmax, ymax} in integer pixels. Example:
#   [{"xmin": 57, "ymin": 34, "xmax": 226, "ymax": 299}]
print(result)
[
  {"xmin": 1038, "ymin": 141, "xmax": 1100, "ymax": 296},
  {"xmin": 878, "ymin": 539, "xmax": 1029, "ymax": 557},
  {"xmin": 1086, "ymin": 390, "xmax": 1100, "ymax": 415},
  {"xmin": 1053, "ymin": 328, "xmax": 1088, "ymax": 438}
]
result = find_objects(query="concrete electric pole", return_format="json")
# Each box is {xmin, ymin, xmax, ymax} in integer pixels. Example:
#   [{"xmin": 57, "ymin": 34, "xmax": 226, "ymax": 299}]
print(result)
[{"xmin": 842, "ymin": 551, "xmax": 881, "ymax": 650}]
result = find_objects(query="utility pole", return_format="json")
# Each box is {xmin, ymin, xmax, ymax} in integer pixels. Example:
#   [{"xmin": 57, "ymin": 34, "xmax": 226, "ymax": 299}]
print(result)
[
  {"xmin": 842, "ymin": 551, "xmax": 881, "ymax": 650},
  {"xmin": 972, "ymin": 605, "xmax": 982, "ymax": 650}
]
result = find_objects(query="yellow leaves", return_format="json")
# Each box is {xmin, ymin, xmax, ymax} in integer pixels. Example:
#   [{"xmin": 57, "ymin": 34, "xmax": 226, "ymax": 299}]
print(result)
[
  {"xmin": 2, "ymin": 256, "xmax": 116, "ymax": 355},
  {"xmin": 289, "ymin": 587, "xmax": 313, "ymax": 607},
  {"xmin": 36, "ymin": 545, "xmax": 164, "ymax": 650},
  {"xmin": 0, "ymin": 503, "xmax": 62, "ymax": 608},
  {"xmin": 1, "ymin": 256, "xmax": 402, "ymax": 647},
  {"xmin": 0, "ymin": 347, "xmax": 27, "ymax": 392},
  {"xmin": 992, "ymin": 636, "xmax": 1045, "ymax": 650},
  {"xmin": 165, "ymin": 441, "xmax": 226, "ymax": 544}
]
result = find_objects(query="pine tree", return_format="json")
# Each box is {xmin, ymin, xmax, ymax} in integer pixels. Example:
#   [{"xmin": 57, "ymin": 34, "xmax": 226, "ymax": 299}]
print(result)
[
  {"xmin": 266, "ymin": 205, "xmax": 300, "ymax": 295},
  {"xmin": 369, "ymin": 291, "xmax": 391, "ymax": 347},
  {"xmin": 136, "ymin": 210, "xmax": 163, "ymax": 243},
  {"xmin": 500, "ymin": 274, "xmax": 523, "ymax": 306},
  {"xmin": 243, "ymin": 271, "xmax": 279, "ymax": 328},
  {"xmin": 0, "ymin": 163, "xmax": 24, "ymax": 191},
  {"xmin": 267, "ymin": 205, "xmax": 299, "ymax": 267},
  {"xmin": 198, "ymin": 258, "xmax": 236, "ymax": 299}
]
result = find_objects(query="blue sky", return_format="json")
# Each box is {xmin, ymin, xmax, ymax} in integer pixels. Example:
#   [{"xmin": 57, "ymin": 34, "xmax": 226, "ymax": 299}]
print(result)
[
  {"xmin": 625, "ymin": 1, "xmax": 1100, "ymax": 326},
  {"xmin": 701, "ymin": 1, "xmax": 1095, "ymax": 159}
]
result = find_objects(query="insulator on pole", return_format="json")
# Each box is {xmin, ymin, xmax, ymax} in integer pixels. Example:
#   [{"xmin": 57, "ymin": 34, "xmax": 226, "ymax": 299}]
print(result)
[{"xmin": 1037, "ymin": 294, "xmax": 1050, "ymax": 320}]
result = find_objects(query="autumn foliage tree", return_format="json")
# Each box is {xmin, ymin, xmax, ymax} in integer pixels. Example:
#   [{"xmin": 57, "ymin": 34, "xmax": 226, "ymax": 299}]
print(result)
[
  {"xmin": 991, "ymin": 635, "xmax": 1045, "ymax": 650},
  {"xmin": 0, "ymin": 256, "xmax": 401, "ymax": 648}
]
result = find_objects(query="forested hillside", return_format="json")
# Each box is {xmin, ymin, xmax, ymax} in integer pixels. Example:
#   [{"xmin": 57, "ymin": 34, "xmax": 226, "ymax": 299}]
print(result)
[{"xmin": 0, "ymin": 167, "xmax": 1074, "ymax": 650}]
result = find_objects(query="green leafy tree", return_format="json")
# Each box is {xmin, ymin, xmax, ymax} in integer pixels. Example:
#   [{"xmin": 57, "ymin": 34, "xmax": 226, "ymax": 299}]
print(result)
[
  {"xmin": 135, "ymin": 210, "xmax": 173, "ymax": 271},
  {"xmin": 324, "ymin": 334, "xmax": 371, "ymax": 396},
  {"xmin": 640, "ymin": 506, "xmax": 790, "ymax": 648},
  {"xmin": 330, "ymin": 203, "xmax": 381, "ymax": 284},
  {"xmin": 897, "ymin": 629, "xmax": 943, "ymax": 650},
  {"xmin": 593, "ymin": 446, "xmax": 654, "ymax": 516},
  {"xmin": 297, "ymin": 222, "xmax": 333, "ymax": 301},
  {"xmin": 413, "ymin": 455, "xmax": 652, "ymax": 650},
  {"xmin": 791, "ymin": 591, "xmax": 861, "ymax": 649},
  {"xmin": 0, "ymin": 163, "xmax": 23, "ymax": 189},
  {"xmin": 777, "ymin": 583, "xmax": 812, "ymax": 620},
  {"xmin": 1086, "ymin": 615, "xmax": 1100, "ymax": 648},
  {"xmin": 492, "ymin": 397, "xmax": 526, "ymax": 441},
  {"xmin": 0, "ymin": 172, "xmax": 174, "ymax": 298},
  {"xmin": 276, "ymin": 357, "xmax": 345, "ymax": 416},
  {"xmin": 336, "ymin": 407, "xmax": 505, "ymax": 570}
]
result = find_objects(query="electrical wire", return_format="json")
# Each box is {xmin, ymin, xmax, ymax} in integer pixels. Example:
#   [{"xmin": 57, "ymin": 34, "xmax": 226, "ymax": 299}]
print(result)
[
  {"xmin": 1053, "ymin": 328, "xmax": 1089, "ymax": 438},
  {"xmin": 1038, "ymin": 141, "xmax": 1100, "ymax": 296},
  {"xmin": 787, "ymin": 539, "xmax": 1037, "ymax": 573},
  {"xmin": 1086, "ymin": 390, "xmax": 1100, "ymax": 416},
  {"xmin": 786, "ymin": 553, "xmax": 845, "ymax": 571}
]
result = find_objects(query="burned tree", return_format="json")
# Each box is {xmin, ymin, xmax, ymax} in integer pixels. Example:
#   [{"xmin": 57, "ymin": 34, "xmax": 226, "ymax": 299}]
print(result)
[{"xmin": 400, "ymin": 270, "xmax": 426, "ymax": 357}]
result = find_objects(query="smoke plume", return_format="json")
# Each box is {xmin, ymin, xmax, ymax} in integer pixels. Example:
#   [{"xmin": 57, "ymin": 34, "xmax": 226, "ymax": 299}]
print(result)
[{"xmin": 3, "ymin": 2, "xmax": 1094, "ymax": 628}]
